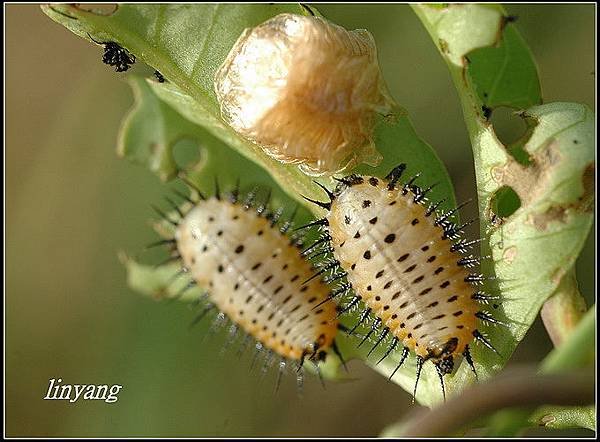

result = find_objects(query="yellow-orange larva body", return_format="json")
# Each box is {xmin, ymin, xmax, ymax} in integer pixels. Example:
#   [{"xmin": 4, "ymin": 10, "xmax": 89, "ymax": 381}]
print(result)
[
  {"xmin": 175, "ymin": 197, "xmax": 338, "ymax": 362},
  {"xmin": 301, "ymin": 164, "xmax": 502, "ymax": 399},
  {"xmin": 327, "ymin": 178, "xmax": 478, "ymax": 360},
  {"xmin": 214, "ymin": 13, "xmax": 397, "ymax": 176}
]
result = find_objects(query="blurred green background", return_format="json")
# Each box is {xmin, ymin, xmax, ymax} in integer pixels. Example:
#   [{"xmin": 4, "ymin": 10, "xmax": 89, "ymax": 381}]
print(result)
[{"xmin": 6, "ymin": 3, "xmax": 595, "ymax": 437}]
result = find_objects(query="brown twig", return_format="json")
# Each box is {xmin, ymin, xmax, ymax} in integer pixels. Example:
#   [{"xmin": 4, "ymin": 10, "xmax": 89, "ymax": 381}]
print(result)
[{"xmin": 395, "ymin": 366, "xmax": 595, "ymax": 437}]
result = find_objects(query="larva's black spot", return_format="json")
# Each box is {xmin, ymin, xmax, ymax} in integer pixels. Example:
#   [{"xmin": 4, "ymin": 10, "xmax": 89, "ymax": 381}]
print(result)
[
  {"xmin": 217, "ymin": 230, "xmax": 223, "ymax": 236},
  {"xmin": 274, "ymin": 285, "xmax": 283, "ymax": 294},
  {"xmin": 435, "ymin": 267, "xmax": 444, "ymax": 275},
  {"xmin": 440, "ymin": 281, "xmax": 450, "ymax": 288},
  {"xmin": 404, "ymin": 264, "xmax": 417, "ymax": 273},
  {"xmin": 384, "ymin": 233, "xmax": 396, "ymax": 243},
  {"xmin": 400, "ymin": 322, "xmax": 406, "ymax": 328},
  {"xmin": 191, "ymin": 257, "xmax": 196, "ymax": 264},
  {"xmin": 339, "ymin": 241, "xmax": 345, "ymax": 248},
  {"xmin": 419, "ymin": 287, "xmax": 432, "ymax": 296},
  {"xmin": 257, "ymin": 230, "xmax": 264, "ymax": 236},
  {"xmin": 217, "ymin": 265, "xmax": 224, "ymax": 273},
  {"xmin": 414, "ymin": 323, "xmax": 423, "ymax": 330},
  {"xmin": 427, "ymin": 255, "xmax": 436, "ymax": 263},
  {"xmin": 447, "ymin": 295, "xmax": 458, "ymax": 302},
  {"xmin": 363, "ymin": 250, "xmax": 371, "ymax": 260},
  {"xmin": 407, "ymin": 333, "xmax": 413, "ymax": 338},
  {"xmin": 383, "ymin": 305, "xmax": 390, "ymax": 310},
  {"xmin": 389, "ymin": 201, "xmax": 397, "ymax": 206},
  {"xmin": 351, "ymin": 263, "xmax": 356, "ymax": 270},
  {"xmin": 427, "ymin": 301, "xmax": 439, "ymax": 308},
  {"xmin": 392, "ymin": 291, "xmax": 401, "ymax": 300},
  {"xmin": 245, "ymin": 295, "xmax": 253, "ymax": 303},
  {"xmin": 208, "ymin": 216, "xmax": 215, "ymax": 222},
  {"xmin": 233, "ymin": 215, "xmax": 239, "ymax": 220},
  {"xmin": 300, "ymin": 286, "xmax": 308, "ymax": 292},
  {"xmin": 308, "ymin": 296, "xmax": 317, "ymax": 303},
  {"xmin": 433, "ymin": 314, "xmax": 446, "ymax": 320},
  {"xmin": 362, "ymin": 200, "xmax": 371, "ymax": 208},
  {"xmin": 375, "ymin": 295, "xmax": 381, "ymax": 301},
  {"xmin": 407, "ymin": 312, "xmax": 416, "ymax": 320},
  {"xmin": 375, "ymin": 270, "xmax": 385, "ymax": 278},
  {"xmin": 354, "ymin": 231, "xmax": 361, "ymax": 239},
  {"xmin": 299, "ymin": 314, "xmax": 308, "ymax": 321},
  {"xmin": 400, "ymin": 301, "xmax": 409, "ymax": 308},
  {"xmin": 367, "ymin": 285, "xmax": 373, "ymax": 291},
  {"xmin": 202, "ymin": 245, "xmax": 208, "ymax": 252},
  {"xmin": 252, "ymin": 262, "xmax": 261, "ymax": 270},
  {"xmin": 412, "ymin": 275, "xmax": 424, "ymax": 284},
  {"xmin": 314, "ymin": 308, "xmax": 324, "ymax": 315},
  {"xmin": 257, "ymin": 305, "xmax": 265, "ymax": 313},
  {"xmin": 263, "ymin": 275, "xmax": 273, "ymax": 284},
  {"xmin": 384, "ymin": 280, "xmax": 394, "ymax": 289},
  {"xmin": 411, "ymin": 218, "xmax": 419, "ymax": 225},
  {"xmin": 283, "ymin": 295, "xmax": 292, "ymax": 304},
  {"xmin": 252, "ymin": 319, "xmax": 257, "ymax": 324},
  {"xmin": 421, "ymin": 245, "xmax": 429, "ymax": 251},
  {"xmin": 453, "ymin": 310, "xmax": 463, "ymax": 317},
  {"xmin": 438, "ymin": 326, "xmax": 448, "ymax": 331},
  {"xmin": 272, "ymin": 252, "xmax": 278, "ymax": 258},
  {"xmin": 290, "ymin": 274, "xmax": 299, "ymax": 282},
  {"xmin": 369, "ymin": 217, "xmax": 378, "ymax": 224},
  {"xmin": 456, "ymin": 325, "xmax": 464, "ymax": 329},
  {"xmin": 398, "ymin": 253, "xmax": 410, "ymax": 262},
  {"xmin": 239, "ymin": 310, "xmax": 244, "ymax": 316},
  {"xmin": 234, "ymin": 283, "xmax": 240, "ymax": 290},
  {"xmin": 235, "ymin": 244, "xmax": 244, "ymax": 254},
  {"xmin": 391, "ymin": 314, "xmax": 398, "ymax": 319},
  {"xmin": 369, "ymin": 177, "xmax": 379, "ymax": 186},
  {"xmin": 282, "ymin": 263, "xmax": 288, "ymax": 270}
]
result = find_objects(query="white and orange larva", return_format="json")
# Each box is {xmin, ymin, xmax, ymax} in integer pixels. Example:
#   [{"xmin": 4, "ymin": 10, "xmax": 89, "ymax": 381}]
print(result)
[
  {"xmin": 150, "ymin": 181, "xmax": 343, "ymax": 388},
  {"xmin": 214, "ymin": 12, "xmax": 397, "ymax": 176},
  {"xmin": 300, "ymin": 164, "xmax": 504, "ymax": 400}
]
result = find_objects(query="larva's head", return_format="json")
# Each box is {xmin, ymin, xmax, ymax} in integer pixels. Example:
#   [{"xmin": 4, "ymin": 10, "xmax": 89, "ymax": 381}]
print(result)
[{"xmin": 214, "ymin": 13, "xmax": 397, "ymax": 175}]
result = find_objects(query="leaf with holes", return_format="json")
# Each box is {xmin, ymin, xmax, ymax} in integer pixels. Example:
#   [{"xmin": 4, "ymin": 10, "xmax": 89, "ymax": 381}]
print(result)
[{"xmin": 412, "ymin": 2, "xmax": 595, "ymax": 413}]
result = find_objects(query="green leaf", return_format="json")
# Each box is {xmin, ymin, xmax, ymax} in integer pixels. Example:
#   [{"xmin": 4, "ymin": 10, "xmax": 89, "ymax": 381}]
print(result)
[
  {"xmin": 530, "ymin": 406, "xmax": 596, "ymax": 432},
  {"xmin": 43, "ymin": 4, "xmax": 460, "ymax": 400},
  {"xmin": 412, "ymin": 2, "xmax": 595, "ymax": 411}
]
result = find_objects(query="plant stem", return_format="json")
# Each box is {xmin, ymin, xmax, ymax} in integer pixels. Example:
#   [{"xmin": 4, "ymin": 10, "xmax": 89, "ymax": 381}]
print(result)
[
  {"xmin": 390, "ymin": 367, "xmax": 594, "ymax": 437},
  {"xmin": 540, "ymin": 267, "xmax": 588, "ymax": 347}
]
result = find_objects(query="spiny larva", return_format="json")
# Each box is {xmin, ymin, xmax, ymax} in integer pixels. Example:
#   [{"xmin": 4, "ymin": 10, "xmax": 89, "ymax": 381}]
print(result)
[
  {"xmin": 149, "ymin": 180, "xmax": 345, "ymax": 390},
  {"xmin": 300, "ymin": 164, "xmax": 504, "ymax": 401},
  {"xmin": 214, "ymin": 12, "xmax": 397, "ymax": 176}
]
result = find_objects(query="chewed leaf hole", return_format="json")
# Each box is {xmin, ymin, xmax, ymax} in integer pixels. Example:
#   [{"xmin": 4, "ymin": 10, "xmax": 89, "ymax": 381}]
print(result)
[
  {"xmin": 489, "ymin": 185, "xmax": 521, "ymax": 219},
  {"xmin": 490, "ymin": 107, "xmax": 528, "ymax": 146},
  {"xmin": 172, "ymin": 138, "xmax": 202, "ymax": 172}
]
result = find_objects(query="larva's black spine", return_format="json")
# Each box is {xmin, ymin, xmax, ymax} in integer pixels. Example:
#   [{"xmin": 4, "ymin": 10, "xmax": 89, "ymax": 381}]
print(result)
[{"xmin": 302, "ymin": 163, "xmax": 504, "ymax": 402}]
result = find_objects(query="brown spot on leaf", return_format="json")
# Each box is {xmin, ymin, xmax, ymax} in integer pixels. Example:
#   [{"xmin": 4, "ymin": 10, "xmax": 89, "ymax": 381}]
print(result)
[{"xmin": 502, "ymin": 246, "xmax": 518, "ymax": 264}]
